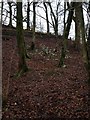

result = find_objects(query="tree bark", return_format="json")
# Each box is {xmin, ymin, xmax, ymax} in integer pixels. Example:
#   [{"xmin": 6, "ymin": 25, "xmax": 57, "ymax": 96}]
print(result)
[
  {"xmin": 16, "ymin": 1, "xmax": 28, "ymax": 77},
  {"xmin": 87, "ymin": 1, "xmax": 90, "ymax": 82},
  {"xmin": 64, "ymin": 2, "xmax": 66, "ymax": 31},
  {"xmin": 27, "ymin": 0, "xmax": 30, "ymax": 30},
  {"xmin": 79, "ymin": 3, "xmax": 88, "ymax": 64},
  {"xmin": 87, "ymin": 26, "xmax": 90, "ymax": 82},
  {"xmin": 43, "ymin": 2, "xmax": 49, "ymax": 34},
  {"xmin": 1, "ymin": 0, "xmax": 3, "ymax": 24},
  {"xmin": 74, "ymin": 3, "xmax": 81, "ymax": 51},
  {"xmin": 58, "ymin": 2, "xmax": 75, "ymax": 67},
  {"xmin": 31, "ymin": 2, "xmax": 37, "ymax": 50},
  {"xmin": 48, "ymin": 2, "xmax": 58, "ymax": 36},
  {"xmin": 8, "ymin": 2, "xmax": 12, "ymax": 27}
]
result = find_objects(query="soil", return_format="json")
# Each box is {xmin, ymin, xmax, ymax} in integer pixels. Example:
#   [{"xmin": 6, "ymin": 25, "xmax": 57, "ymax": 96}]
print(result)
[{"xmin": 2, "ymin": 27, "xmax": 90, "ymax": 120}]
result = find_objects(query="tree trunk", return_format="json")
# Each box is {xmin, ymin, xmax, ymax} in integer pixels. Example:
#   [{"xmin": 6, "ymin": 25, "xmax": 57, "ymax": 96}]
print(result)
[
  {"xmin": 55, "ymin": 19, "xmax": 58, "ymax": 37},
  {"xmin": 87, "ymin": 2, "xmax": 90, "ymax": 61},
  {"xmin": 87, "ymin": 1, "xmax": 90, "ymax": 82},
  {"xmin": 43, "ymin": 2, "xmax": 49, "ymax": 34},
  {"xmin": 64, "ymin": 2, "xmax": 75, "ymax": 39},
  {"xmin": 64, "ymin": 2, "xmax": 66, "ymax": 31},
  {"xmin": 74, "ymin": 3, "xmax": 81, "ymax": 51},
  {"xmin": 79, "ymin": 3, "xmax": 88, "ymax": 65},
  {"xmin": 16, "ymin": 1, "xmax": 28, "ymax": 77},
  {"xmin": 87, "ymin": 26, "xmax": 90, "ymax": 82},
  {"xmin": 58, "ymin": 2, "xmax": 75, "ymax": 67},
  {"xmin": 63, "ymin": 2, "xmax": 75, "ymax": 51},
  {"xmin": 8, "ymin": 2, "xmax": 12, "ymax": 27},
  {"xmin": 48, "ymin": 2, "xmax": 58, "ymax": 36},
  {"xmin": 31, "ymin": 2, "xmax": 37, "ymax": 50},
  {"xmin": 27, "ymin": 0, "xmax": 30, "ymax": 30},
  {"xmin": 1, "ymin": 0, "xmax": 3, "ymax": 24}
]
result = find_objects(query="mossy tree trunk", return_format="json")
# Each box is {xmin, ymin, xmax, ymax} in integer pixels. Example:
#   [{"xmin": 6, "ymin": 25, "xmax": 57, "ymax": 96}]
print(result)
[
  {"xmin": 58, "ymin": 2, "xmax": 75, "ymax": 67},
  {"xmin": 87, "ymin": 26, "xmax": 90, "ymax": 82},
  {"xmin": 87, "ymin": 2, "xmax": 90, "ymax": 82},
  {"xmin": 79, "ymin": 3, "xmax": 88, "ymax": 65},
  {"xmin": 79, "ymin": 2, "xmax": 90, "ymax": 83},
  {"xmin": 16, "ymin": 1, "xmax": 28, "ymax": 77}
]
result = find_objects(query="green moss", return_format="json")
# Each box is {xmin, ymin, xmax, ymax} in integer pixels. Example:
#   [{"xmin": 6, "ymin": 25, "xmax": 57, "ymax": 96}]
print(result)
[
  {"xmin": 58, "ymin": 47, "xmax": 65, "ymax": 67},
  {"xmin": 14, "ymin": 66, "xmax": 29, "ymax": 79},
  {"xmin": 2, "ymin": 96, "xmax": 8, "ymax": 109}
]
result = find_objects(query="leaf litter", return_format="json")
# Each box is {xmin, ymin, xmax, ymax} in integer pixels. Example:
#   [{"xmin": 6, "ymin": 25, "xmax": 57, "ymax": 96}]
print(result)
[{"xmin": 2, "ymin": 33, "xmax": 89, "ymax": 119}]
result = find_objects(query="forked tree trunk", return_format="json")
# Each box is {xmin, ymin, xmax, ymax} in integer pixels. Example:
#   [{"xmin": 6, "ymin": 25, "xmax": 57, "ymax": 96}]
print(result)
[
  {"xmin": 58, "ymin": 2, "xmax": 75, "ymax": 67},
  {"xmin": 16, "ymin": 1, "xmax": 28, "ymax": 77},
  {"xmin": 48, "ymin": 2, "xmax": 58, "ymax": 37},
  {"xmin": 64, "ymin": 2, "xmax": 75, "ymax": 39}
]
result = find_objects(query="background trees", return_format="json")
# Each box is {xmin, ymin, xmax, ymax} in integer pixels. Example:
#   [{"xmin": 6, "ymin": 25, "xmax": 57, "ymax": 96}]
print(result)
[
  {"xmin": 1, "ymin": 1, "xmax": 64, "ymax": 35},
  {"xmin": 1, "ymin": 0, "xmax": 89, "ymax": 79},
  {"xmin": 1, "ymin": 1, "xmax": 90, "ymax": 119}
]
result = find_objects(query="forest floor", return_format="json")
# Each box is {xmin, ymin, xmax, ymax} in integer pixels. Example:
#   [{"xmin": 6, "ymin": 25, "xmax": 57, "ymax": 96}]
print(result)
[{"xmin": 2, "ymin": 28, "xmax": 90, "ymax": 119}]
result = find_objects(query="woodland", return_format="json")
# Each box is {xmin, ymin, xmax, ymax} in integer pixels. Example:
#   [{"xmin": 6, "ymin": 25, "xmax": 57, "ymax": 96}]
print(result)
[{"xmin": 1, "ymin": 0, "xmax": 90, "ymax": 119}]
